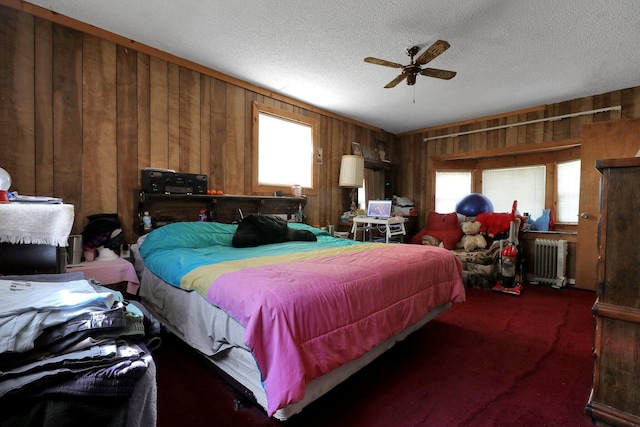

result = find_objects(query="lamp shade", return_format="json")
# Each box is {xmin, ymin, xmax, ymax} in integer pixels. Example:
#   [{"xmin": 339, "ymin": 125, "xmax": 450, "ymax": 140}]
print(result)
[{"xmin": 339, "ymin": 155, "xmax": 364, "ymax": 188}]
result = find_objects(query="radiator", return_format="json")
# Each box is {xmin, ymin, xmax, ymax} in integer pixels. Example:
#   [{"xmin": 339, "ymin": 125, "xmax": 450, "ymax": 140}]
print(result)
[{"xmin": 533, "ymin": 239, "xmax": 568, "ymax": 288}]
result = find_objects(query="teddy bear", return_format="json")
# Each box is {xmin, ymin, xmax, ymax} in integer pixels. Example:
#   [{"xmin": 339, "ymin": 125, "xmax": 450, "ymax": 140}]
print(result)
[{"xmin": 459, "ymin": 220, "xmax": 487, "ymax": 251}]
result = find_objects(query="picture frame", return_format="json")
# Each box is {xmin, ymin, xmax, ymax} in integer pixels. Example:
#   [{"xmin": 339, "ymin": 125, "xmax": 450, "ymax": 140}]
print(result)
[
  {"xmin": 377, "ymin": 140, "xmax": 390, "ymax": 162},
  {"xmin": 351, "ymin": 141, "xmax": 363, "ymax": 156}
]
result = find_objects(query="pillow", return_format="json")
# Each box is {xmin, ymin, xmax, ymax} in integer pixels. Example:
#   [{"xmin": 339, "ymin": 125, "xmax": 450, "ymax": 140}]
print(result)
[
  {"xmin": 411, "ymin": 211, "xmax": 463, "ymax": 250},
  {"xmin": 140, "ymin": 221, "xmax": 237, "ymax": 257}
]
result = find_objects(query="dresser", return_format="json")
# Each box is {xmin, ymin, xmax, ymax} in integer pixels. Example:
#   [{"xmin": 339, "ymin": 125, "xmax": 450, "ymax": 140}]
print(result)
[{"xmin": 585, "ymin": 157, "xmax": 640, "ymax": 426}]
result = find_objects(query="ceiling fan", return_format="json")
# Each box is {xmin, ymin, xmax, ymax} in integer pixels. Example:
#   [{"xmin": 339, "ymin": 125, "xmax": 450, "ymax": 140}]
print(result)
[{"xmin": 364, "ymin": 39, "xmax": 457, "ymax": 88}]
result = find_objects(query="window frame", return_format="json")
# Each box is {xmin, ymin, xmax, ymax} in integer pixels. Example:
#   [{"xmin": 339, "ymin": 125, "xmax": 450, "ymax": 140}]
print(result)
[{"xmin": 252, "ymin": 102, "xmax": 318, "ymax": 195}]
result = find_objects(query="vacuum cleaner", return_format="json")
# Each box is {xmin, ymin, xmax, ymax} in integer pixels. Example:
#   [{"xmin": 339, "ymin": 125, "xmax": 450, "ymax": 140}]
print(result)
[{"xmin": 492, "ymin": 220, "xmax": 523, "ymax": 296}]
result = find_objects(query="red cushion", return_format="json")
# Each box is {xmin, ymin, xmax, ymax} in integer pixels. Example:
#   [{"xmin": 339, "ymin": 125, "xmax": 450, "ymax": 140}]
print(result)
[{"xmin": 410, "ymin": 211, "xmax": 463, "ymax": 250}]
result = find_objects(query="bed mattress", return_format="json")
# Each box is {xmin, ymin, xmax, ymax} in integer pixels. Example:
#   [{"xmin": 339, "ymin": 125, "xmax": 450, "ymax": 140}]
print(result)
[{"xmin": 138, "ymin": 263, "xmax": 450, "ymax": 420}]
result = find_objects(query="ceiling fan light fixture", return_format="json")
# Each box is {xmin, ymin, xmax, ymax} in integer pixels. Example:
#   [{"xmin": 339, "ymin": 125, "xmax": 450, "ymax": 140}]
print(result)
[{"xmin": 364, "ymin": 39, "xmax": 456, "ymax": 89}]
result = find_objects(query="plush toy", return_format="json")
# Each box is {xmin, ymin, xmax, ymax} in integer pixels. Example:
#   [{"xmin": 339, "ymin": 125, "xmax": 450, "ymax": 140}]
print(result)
[
  {"xmin": 459, "ymin": 220, "xmax": 487, "ymax": 251},
  {"xmin": 421, "ymin": 235, "xmax": 442, "ymax": 247},
  {"xmin": 475, "ymin": 211, "xmax": 514, "ymax": 239},
  {"xmin": 532, "ymin": 209, "xmax": 551, "ymax": 231}
]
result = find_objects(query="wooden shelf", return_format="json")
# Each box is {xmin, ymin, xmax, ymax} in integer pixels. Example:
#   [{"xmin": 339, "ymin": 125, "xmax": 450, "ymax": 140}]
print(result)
[
  {"xmin": 364, "ymin": 159, "xmax": 396, "ymax": 171},
  {"xmin": 137, "ymin": 191, "xmax": 307, "ymax": 233}
]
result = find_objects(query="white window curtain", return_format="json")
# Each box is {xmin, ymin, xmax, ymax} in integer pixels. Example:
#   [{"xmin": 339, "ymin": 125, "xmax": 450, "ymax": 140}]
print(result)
[
  {"xmin": 557, "ymin": 160, "xmax": 581, "ymax": 223},
  {"xmin": 483, "ymin": 166, "xmax": 546, "ymax": 217},
  {"xmin": 435, "ymin": 171, "xmax": 472, "ymax": 213}
]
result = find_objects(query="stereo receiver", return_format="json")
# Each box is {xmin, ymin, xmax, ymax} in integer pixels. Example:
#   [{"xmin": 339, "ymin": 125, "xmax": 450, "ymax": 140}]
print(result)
[{"xmin": 141, "ymin": 169, "xmax": 208, "ymax": 194}]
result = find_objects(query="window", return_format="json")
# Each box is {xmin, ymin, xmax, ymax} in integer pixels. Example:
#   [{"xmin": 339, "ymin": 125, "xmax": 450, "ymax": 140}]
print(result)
[
  {"xmin": 483, "ymin": 166, "xmax": 546, "ymax": 217},
  {"xmin": 431, "ymin": 147, "xmax": 580, "ymax": 228},
  {"xmin": 556, "ymin": 160, "xmax": 580, "ymax": 223},
  {"xmin": 252, "ymin": 103, "xmax": 317, "ymax": 194},
  {"xmin": 435, "ymin": 171, "xmax": 472, "ymax": 213}
]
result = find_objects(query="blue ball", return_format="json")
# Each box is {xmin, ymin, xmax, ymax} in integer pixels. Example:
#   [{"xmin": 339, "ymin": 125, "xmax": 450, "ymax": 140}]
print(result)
[{"xmin": 455, "ymin": 193, "xmax": 494, "ymax": 216}]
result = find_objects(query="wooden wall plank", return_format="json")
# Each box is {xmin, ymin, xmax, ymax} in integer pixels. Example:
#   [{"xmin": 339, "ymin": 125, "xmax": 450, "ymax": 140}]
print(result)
[
  {"xmin": 200, "ymin": 75, "xmax": 211, "ymax": 180},
  {"xmin": 225, "ymin": 84, "xmax": 245, "ymax": 195},
  {"xmin": 552, "ymin": 100, "xmax": 572, "ymax": 139},
  {"xmin": 570, "ymin": 95, "xmax": 594, "ymax": 136},
  {"xmin": 167, "ymin": 63, "xmax": 180, "ymax": 171},
  {"xmin": 319, "ymin": 116, "xmax": 332, "ymax": 226},
  {"xmin": 137, "ymin": 53, "xmax": 151, "ymax": 174},
  {"xmin": 244, "ymin": 90, "xmax": 256, "ymax": 193},
  {"xmin": 149, "ymin": 56, "xmax": 168, "ymax": 168},
  {"xmin": 82, "ymin": 35, "xmax": 117, "ymax": 216},
  {"xmin": 622, "ymin": 86, "xmax": 640, "ymax": 119},
  {"xmin": 210, "ymin": 78, "xmax": 226, "ymax": 191},
  {"xmin": 524, "ymin": 109, "xmax": 545, "ymax": 145},
  {"xmin": 116, "ymin": 44, "xmax": 138, "ymax": 242},
  {"xmin": 35, "ymin": 17, "xmax": 54, "ymax": 197},
  {"xmin": 52, "ymin": 23, "xmax": 83, "ymax": 230},
  {"xmin": 505, "ymin": 115, "xmax": 518, "ymax": 147},
  {"xmin": 179, "ymin": 67, "xmax": 200, "ymax": 174}
]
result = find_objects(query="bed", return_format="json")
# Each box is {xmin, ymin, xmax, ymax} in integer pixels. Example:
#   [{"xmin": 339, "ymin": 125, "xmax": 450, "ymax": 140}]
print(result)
[{"xmin": 132, "ymin": 218, "xmax": 465, "ymax": 420}]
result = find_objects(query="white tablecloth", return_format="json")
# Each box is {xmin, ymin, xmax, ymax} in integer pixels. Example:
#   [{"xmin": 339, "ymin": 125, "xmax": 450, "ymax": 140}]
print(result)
[{"xmin": 0, "ymin": 203, "xmax": 74, "ymax": 247}]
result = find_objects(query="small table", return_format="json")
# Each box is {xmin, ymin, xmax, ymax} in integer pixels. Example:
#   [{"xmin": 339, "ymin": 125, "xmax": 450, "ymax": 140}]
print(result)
[
  {"xmin": 351, "ymin": 216, "xmax": 406, "ymax": 243},
  {"xmin": 67, "ymin": 257, "xmax": 140, "ymax": 295}
]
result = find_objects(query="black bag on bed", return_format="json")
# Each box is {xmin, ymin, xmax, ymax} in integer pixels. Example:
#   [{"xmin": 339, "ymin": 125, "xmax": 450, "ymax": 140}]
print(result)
[{"xmin": 232, "ymin": 214, "xmax": 316, "ymax": 248}]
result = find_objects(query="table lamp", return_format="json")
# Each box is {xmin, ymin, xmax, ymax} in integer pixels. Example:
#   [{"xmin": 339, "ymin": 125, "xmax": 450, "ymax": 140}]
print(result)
[
  {"xmin": 0, "ymin": 167, "xmax": 11, "ymax": 203},
  {"xmin": 339, "ymin": 155, "xmax": 364, "ymax": 212}
]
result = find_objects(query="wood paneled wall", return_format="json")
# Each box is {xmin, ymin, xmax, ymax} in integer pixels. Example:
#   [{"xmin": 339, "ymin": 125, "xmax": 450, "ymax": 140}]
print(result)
[
  {"xmin": 0, "ymin": 4, "xmax": 395, "ymax": 243},
  {"xmin": 397, "ymin": 87, "xmax": 640, "ymax": 226}
]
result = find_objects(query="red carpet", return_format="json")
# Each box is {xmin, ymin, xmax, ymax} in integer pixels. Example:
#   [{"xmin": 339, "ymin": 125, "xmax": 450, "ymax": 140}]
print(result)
[{"xmin": 154, "ymin": 285, "xmax": 596, "ymax": 427}]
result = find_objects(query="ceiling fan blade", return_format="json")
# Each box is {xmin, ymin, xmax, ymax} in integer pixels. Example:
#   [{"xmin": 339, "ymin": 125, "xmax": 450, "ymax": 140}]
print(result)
[
  {"xmin": 421, "ymin": 68, "xmax": 457, "ymax": 80},
  {"xmin": 384, "ymin": 74, "xmax": 407, "ymax": 88},
  {"xmin": 364, "ymin": 57, "xmax": 404, "ymax": 68},
  {"xmin": 415, "ymin": 39, "xmax": 450, "ymax": 65}
]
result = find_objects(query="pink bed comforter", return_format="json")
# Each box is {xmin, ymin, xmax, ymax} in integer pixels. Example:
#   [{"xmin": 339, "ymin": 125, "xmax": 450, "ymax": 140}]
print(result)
[{"xmin": 206, "ymin": 243, "xmax": 464, "ymax": 416}]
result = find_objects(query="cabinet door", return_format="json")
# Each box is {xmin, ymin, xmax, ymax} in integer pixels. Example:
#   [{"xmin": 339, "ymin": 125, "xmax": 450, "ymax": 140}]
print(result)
[
  {"xmin": 600, "ymin": 164, "xmax": 640, "ymax": 307},
  {"xmin": 575, "ymin": 118, "xmax": 640, "ymax": 290}
]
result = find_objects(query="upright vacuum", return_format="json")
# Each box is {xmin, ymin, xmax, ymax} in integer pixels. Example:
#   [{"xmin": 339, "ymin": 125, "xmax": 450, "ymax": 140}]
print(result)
[{"xmin": 492, "ymin": 220, "xmax": 523, "ymax": 296}]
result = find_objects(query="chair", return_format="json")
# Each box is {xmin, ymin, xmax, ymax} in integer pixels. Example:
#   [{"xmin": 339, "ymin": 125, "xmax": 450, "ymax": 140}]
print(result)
[{"xmin": 451, "ymin": 218, "xmax": 521, "ymax": 290}]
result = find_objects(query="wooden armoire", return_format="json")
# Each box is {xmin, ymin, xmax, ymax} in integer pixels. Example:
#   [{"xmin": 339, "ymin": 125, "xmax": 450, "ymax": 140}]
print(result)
[{"xmin": 585, "ymin": 157, "xmax": 640, "ymax": 426}]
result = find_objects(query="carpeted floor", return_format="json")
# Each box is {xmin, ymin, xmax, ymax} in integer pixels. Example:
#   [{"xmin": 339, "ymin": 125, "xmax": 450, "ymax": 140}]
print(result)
[{"xmin": 153, "ymin": 285, "xmax": 597, "ymax": 427}]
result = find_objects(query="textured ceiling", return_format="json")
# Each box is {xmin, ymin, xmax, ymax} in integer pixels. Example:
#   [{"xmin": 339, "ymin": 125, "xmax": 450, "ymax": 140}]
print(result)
[{"xmin": 24, "ymin": 0, "xmax": 640, "ymax": 134}]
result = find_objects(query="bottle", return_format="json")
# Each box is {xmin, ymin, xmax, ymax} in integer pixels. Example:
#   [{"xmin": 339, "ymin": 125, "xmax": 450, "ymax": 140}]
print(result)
[
  {"xmin": 297, "ymin": 204, "xmax": 303, "ymax": 223},
  {"xmin": 142, "ymin": 211, "xmax": 152, "ymax": 231},
  {"xmin": 198, "ymin": 209, "xmax": 207, "ymax": 222}
]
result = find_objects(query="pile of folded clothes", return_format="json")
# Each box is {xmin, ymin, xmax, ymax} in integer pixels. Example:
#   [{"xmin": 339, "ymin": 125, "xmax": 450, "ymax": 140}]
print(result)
[{"xmin": 0, "ymin": 272, "xmax": 161, "ymax": 427}]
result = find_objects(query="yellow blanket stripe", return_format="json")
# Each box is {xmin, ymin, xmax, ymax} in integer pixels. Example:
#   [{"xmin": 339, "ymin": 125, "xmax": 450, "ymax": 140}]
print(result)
[{"xmin": 181, "ymin": 243, "xmax": 382, "ymax": 297}]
